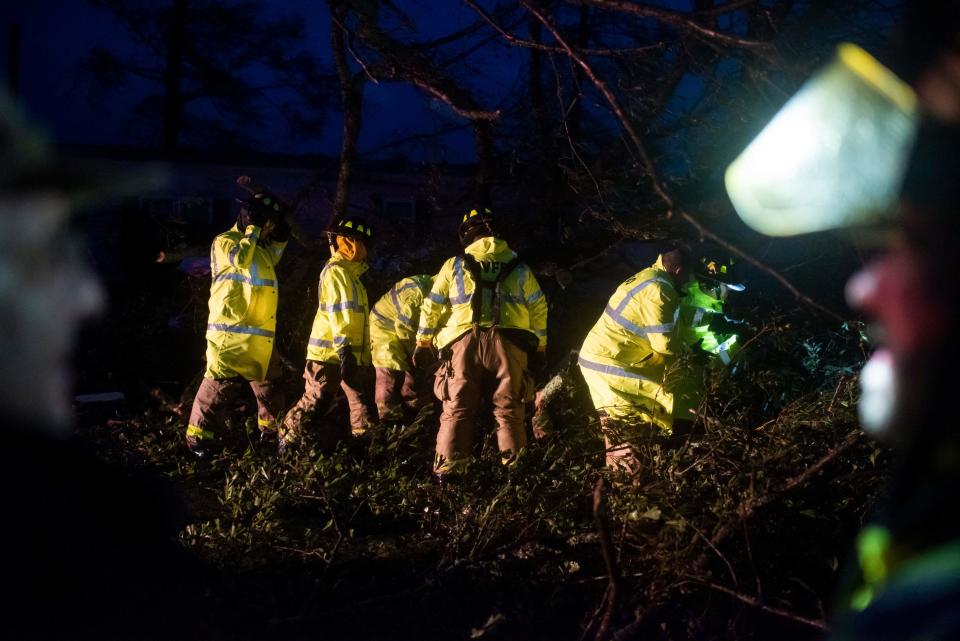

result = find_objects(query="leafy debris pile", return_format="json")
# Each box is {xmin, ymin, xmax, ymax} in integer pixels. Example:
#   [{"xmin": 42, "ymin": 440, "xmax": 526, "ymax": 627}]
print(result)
[{"xmin": 77, "ymin": 299, "xmax": 887, "ymax": 640}]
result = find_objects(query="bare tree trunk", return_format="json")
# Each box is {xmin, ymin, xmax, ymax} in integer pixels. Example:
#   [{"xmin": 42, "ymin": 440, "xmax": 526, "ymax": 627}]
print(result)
[
  {"xmin": 161, "ymin": 0, "xmax": 186, "ymax": 152},
  {"xmin": 473, "ymin": 120, "xmax": 494, "ymax": 207},
  {"xmin": 567, "ymin": 5, "xmax": 590, "ymax": 140},
  {"xmin": 330, "ymin": 1, "xmax": 366, "ymax": 223},
  {"xmin": 528, "ymin": 16, "xmax": 552, "ymax": 158}
]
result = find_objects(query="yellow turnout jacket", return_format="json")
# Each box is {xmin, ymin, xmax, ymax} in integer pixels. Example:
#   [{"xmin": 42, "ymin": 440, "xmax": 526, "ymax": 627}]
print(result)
[
  {"xmin": 578, "ymin": 256, "xmax": 682, "ymax": 430},
  {"xmin": 370, "ymin": 275, "xmax": 433, "ymax": 371},
  {"xmin": 417, "ymin": 237, "xmax": 548, "ymax": 350},
  {"xmin": 306, "ymin": 253, "xmax": 370, "ymax": 365},
  {"xmin": 204, "ymin": 224, "xmax": 286, "ymax": 381}
]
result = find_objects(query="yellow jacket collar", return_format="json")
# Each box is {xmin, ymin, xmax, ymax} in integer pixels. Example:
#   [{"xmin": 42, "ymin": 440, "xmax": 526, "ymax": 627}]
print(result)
[
  {"xmin": 329, "ymin": 253, "xmax": 369, "ymax": 276},
  {"xmin": 465, "ymin": 236, "xmax": 516, "ymax": 262}
]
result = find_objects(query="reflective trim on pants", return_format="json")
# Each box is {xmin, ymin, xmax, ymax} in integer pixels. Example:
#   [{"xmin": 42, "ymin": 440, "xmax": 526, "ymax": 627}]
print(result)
[
  {"xmin": 281, "ymin": 360, "xmax": 375, "ymax": 441},
  {"xmin": 186, "ymin": 350, "xmax": 285, "ymax": 441}
]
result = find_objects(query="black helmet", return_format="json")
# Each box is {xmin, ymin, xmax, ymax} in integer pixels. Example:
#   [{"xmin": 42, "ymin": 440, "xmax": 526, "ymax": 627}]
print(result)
[
  {"xmin": 696, "ymin": 257, "xmax": 746, "ymax": 292},
  {"xmin": 459, "ymin": 207, "xmax": 496, "ymax": 246},
  {"xmin": 328, "ymin": 216, "xmax": 374, "ymax": 243},
  {"xmin": 236, "ymin": 175, "xmax": 288, "ymax": 226}
]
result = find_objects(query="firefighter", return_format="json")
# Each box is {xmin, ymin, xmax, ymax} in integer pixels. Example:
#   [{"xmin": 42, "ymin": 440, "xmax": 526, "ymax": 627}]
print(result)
[
  {"xmin": 413, "ymin": 207, "xmax": 548, "ymax": 480},
  {"xmin": 577, "ymin": 246, "xmax": 692, "ymax": 472},
  {"xmin": 279, "ymin": 216, "xmax": 376, "ymax": 452},
  {"xmin": 185, "ymin": 177, "xmax": 290, "ymax": 457},
  {"xmin": 670, "ymin": 258, "xmax": 747, "ymax": 424},
  {"xmin": 370, "ymin": 274, "xmax": 435, "ymax": 424}
]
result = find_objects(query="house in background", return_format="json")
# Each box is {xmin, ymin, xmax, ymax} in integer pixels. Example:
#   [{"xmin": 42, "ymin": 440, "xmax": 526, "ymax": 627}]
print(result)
[{"xmin": 65, "ymin": 145, "xmax": 473, "ymax": 286}]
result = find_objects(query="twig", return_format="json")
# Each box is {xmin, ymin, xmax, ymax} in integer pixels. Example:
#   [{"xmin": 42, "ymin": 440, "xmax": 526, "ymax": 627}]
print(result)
[
  {"xmin": 688, "ymin": 519, "xmax": 738, "ymax": 587},
  {"xmin": 780, "ymin": 431, "xmax": 862, "ymax": 492},
  {"xmin": 518, "ymin": 0, "xmax": 838, "ymax": 321},
  {"xmin": 463, "ymin": 0, "xmax": 663, "ymax": 57},
  {"xmin": 565, "ymin": 0, "xmax": 773, "ymax": 49},
  {"xmin": 330, "ymin": 14, "xmax": 379, "ymax": 84},
  {"xmin": 704, "ymin": 430, "xmax": 864, "ymax": 556},
  {"xmin": 519, "ymin": 0, "xmax": 674, "ymax": 208},
  {"xmin": 701, "ymin": 582, "xmax": 829, "ymax": 631},
  {"xmin": 741, "ymin": 508, "xmax": 762, "ymax": 598},
  {"xmin": 677, "ymin": 211, "xmax": 846, "ymax": 322},
  {"xmin": 826, "ymin": 375, "xmax": 847, "ymax": 414},
  {"xmin": 299, "ymin": 493, "xmax": 365, "ymax": 619},
  {"xmin": 469, "ymin": 490, "xmax": 506, "ymax": 559},
  {"xmin": 592, "ymin": 477, "xmax": 621, "ymax": 641}
]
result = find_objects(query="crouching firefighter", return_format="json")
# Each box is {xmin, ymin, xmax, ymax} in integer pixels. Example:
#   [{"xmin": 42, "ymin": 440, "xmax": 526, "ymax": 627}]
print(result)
[
  {"xmin": 413, "ymin": 207, "xmax": 548, "ymax": 480},
  {"xmin": 279, "ymin": 217, "xmax": 376, "ymax": 453},
  {"xmin": 370, "ymin": 274, "xmax": 435, "ymax": 424},
  {"xmin": 578, "ymin": 245, "xmax": 692, "ymax": 472},
  {"xmin": 185, "ymin": 176, "xmax": 290, "ymax": 457}
]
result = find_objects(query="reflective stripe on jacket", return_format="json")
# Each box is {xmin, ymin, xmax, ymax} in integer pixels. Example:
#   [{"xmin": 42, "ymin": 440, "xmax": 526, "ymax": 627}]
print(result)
[
  {"xmin": 370, "ymin": 275, "xmax": 433, "ymax": 371},
  {"xmin": 578, "ymin": 256, "xmax": 682, "ymax": 429},
  {"xmin": 204, "ymin": 224, "xmax": 287, "ymax": 381},
  {"xmin": 677, "ymin": 281, "xmax": 739, "ymax": 365},
  {"xmin": 417, "ymin": 237, "xmax": 548, "ymax": 350},
  {"xmin": 306, "ymin": 253, "xmax": 370, "ymax": 365}
]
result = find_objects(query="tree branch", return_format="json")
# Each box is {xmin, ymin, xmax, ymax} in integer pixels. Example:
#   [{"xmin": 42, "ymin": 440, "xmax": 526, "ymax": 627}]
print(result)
[
  {"xmin": 518, "ymin": 0, "xmax": 674, "ymax": 208},
  {"xmin": 592, "ymin": 478, "xmax": 620, "ymax": 641},
  {"xmin": 518, "ymin": 0, "xmax": 839, "ymax": 320},
  {"xmin": 701, "ymin": 582, "xmax": 829, "ymax": 631},
  {"xmin": 346, "ymin": 0, "xmax": 500, "ymax": 121},
  {"xmin": 677, "ymin": 211, "xmax": 846, "ymax": 322},
  {"xmin": 566, "ymin": 0, "xmax": 773, "ymax": 49},
  {"xmin": 463, "ymin": 0, "xmax": 664, "ymax": 57},
  {"xmin": 330, "ymin": 2, "xmax": 366, "ymax": 221}
]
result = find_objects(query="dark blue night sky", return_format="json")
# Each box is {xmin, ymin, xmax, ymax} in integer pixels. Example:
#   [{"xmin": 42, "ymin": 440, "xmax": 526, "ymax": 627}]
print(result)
[{"xmin": 2, "ymin": 1, "xmax": 530, "ymax": 161}]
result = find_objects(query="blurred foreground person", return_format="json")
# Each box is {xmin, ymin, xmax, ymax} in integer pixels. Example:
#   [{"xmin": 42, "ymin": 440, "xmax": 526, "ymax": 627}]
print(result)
[
  {"xmin": 723, "ymin": 18, "xmax": 960, "ymax": 639},
  {"xmin": 577, "ymin": 246, "xmax": 692, "ymax": 472},
  {"xmin": 370, "ymin": 274, "xmax": 435, "ymax": 424},
  {"xmin": 280, "ymin": 217, "xmax": 376, "ymax": 452},
  {"xmin": 185, "ymin": 177, "xmax": 290, "ymax": 457},
  {"xmin": 415, "ymin": 207, "xmax": 548, "ymax": 480},
  {"xmin": 0, "ymin": 98, "xmax": 213, "ymax": 638}
]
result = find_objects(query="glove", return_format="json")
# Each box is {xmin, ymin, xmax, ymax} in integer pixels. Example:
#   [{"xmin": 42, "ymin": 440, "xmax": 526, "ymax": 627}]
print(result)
[
  {"xmin": 270, "ymin": 216, "xmax": 291, "ymax": 242},
  {"xmin": 412, "ymin": 345, "xmax": 438, "ymax": 370},
  {"xmin": 529, "ymin": 350, "xmax": 546, "ymax": 375},
  {"xmin": 338, "ymin": 348, "xmax": 359, "ymax": 387},
  {"xmin": 239, "ymin": 204, "xmax": 269, "ymax": 230}
]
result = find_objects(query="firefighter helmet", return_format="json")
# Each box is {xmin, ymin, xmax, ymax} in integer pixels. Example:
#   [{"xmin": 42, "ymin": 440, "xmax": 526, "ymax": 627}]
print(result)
[{"xmin": 459, "ymin": 207, "xmax": 496, "ymax": 246}]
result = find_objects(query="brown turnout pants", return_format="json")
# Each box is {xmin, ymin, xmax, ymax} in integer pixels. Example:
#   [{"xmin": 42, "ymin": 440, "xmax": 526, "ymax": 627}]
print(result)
[
  {"xmin": 281, "ymin": 360, "xmax": 375, "ymax": 442},
  {"xmin": 433, "ymin": 328, "xmax": 532, "ymax": 474},
  {"xmin": 375, "ymin": 367, "xmax": 432, "ymax": 422},
  {"xmin": 187, "ymin": 354, "xmax": 285, "ymax": 443}
]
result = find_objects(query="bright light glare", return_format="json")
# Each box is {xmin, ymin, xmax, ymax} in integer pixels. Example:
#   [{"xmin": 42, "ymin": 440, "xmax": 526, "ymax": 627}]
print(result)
[
  {"xmin": 725, "ymin": 44, "xmax": 918, "ymax": 236},
  {"xmin": 859, "ymin": 349, "xmax": 896, "ymax": 438}
]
